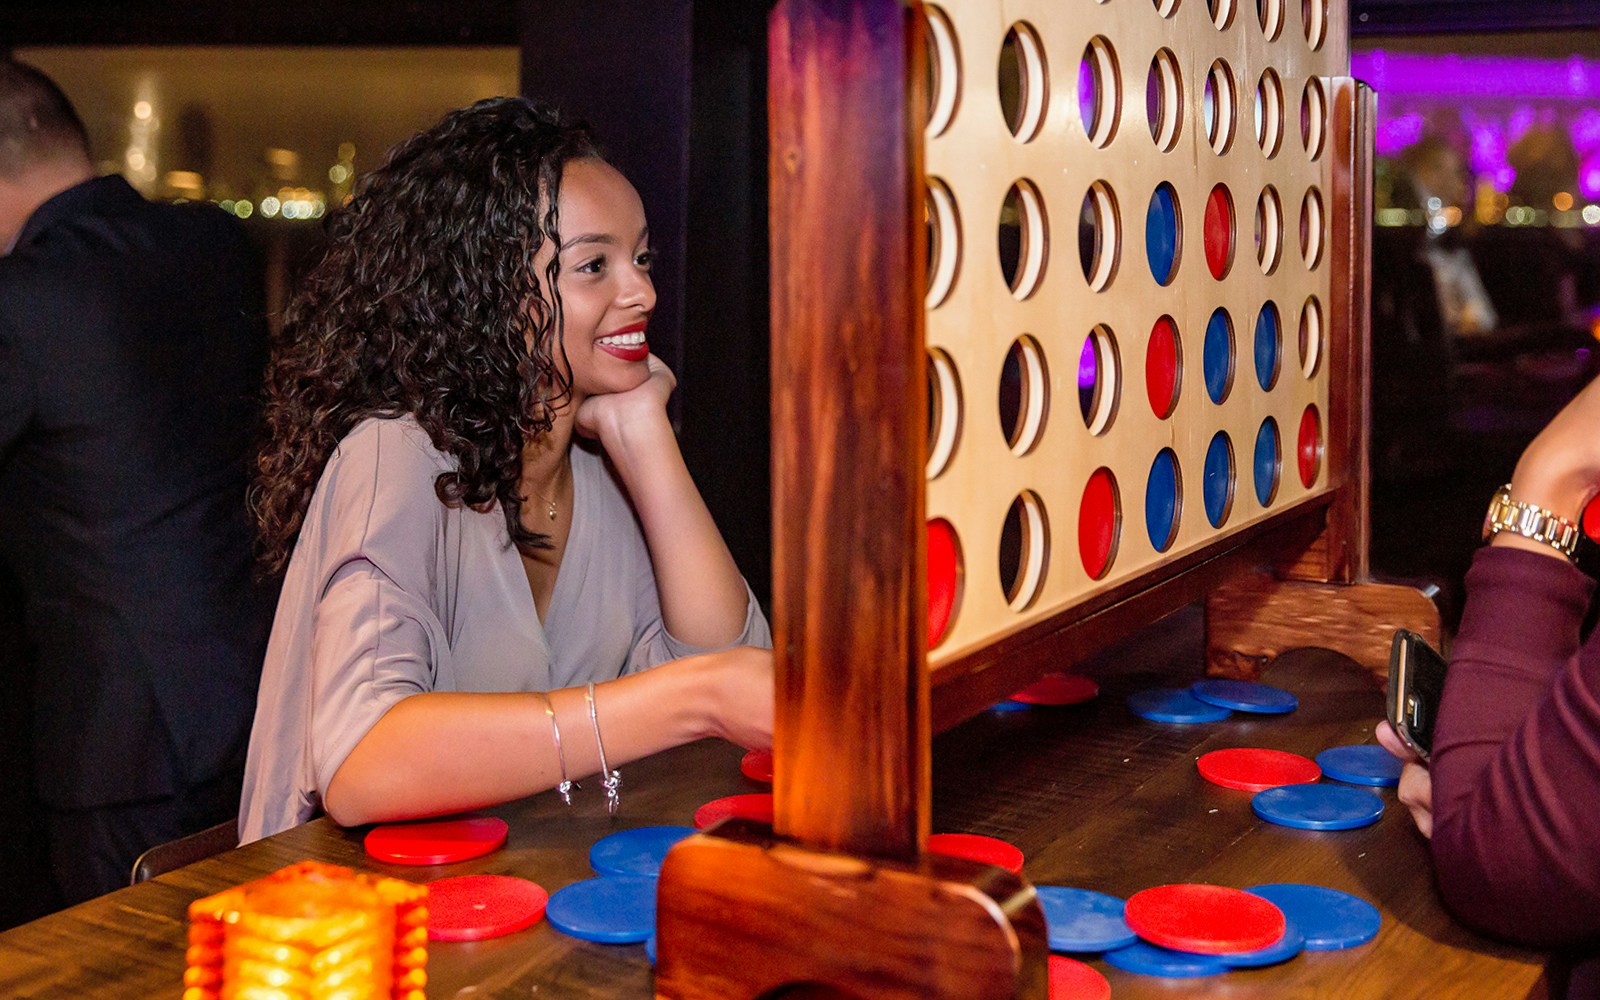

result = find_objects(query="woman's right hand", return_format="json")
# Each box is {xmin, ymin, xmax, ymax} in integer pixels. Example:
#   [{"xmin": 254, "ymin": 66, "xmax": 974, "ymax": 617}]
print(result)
[
  {"xmin": 693, "ymin": 645, "xmax": 774, "ymax": 751},
  {"xmin": 1376, "ymin": 721, "xmax": 1435, "ymax": 839}
]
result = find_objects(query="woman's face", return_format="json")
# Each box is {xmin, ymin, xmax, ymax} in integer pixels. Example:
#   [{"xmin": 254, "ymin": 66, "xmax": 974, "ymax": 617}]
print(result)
[{"xmin": 543, "ymin": 157, "xmax": 656, "ymax": 401}]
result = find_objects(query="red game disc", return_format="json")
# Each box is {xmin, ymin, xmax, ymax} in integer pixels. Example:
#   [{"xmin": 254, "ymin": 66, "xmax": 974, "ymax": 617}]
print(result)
[
  {"xmin": 1124, "ymin": 883, "xmax": 1286, "ymax": 954},
  {"xmin": 927, "ymin": 833, "xmax": 1025, "ymax": 875},
  {"xmin": 693, "ymin": 793, "xmax": 774, "ymax": 830},
  {"xmin": 1197, "ymin": 748, "xmax": 1321, "ymax": 792},
  {"xmin": 1010, "ymin": 673, "xmax": 1100, "ymax": 706},
  {"xmin": 1584, "ymin": 495, "xmax": 1600, "ymax": 542},
  {"xmin": 741, "ymin": 749, "xmax": 774, "ymax": 784},
  {"xmin": 364, "ymin": 817, "xmax": 509, "ymax": 865},
  {"xmin": 1049, "ymin": 955, "xmax": 1112, "ymax": 1000},
  {"xmin": 426, "ymin": 874, "xmax": 548, "ymax": 942}
]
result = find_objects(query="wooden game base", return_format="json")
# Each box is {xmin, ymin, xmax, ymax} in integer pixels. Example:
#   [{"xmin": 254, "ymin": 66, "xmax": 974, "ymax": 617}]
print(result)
[
  {"xmin": 655, "ymin": 819, "xmax": 1048, "ymax": 1000},
  {"xmin": 1204, "ymin": 574, "xmax": 1442, "ymax": 685}
]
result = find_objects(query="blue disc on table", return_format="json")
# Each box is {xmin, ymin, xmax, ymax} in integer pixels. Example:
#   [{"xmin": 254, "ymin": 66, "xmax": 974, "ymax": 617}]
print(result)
[
  {"xmin": 1253, "ymin": 417, "xmax": 1281, "ymax": 508},
  {"xmin": 991, "ymin": 699, "xmax": 1032, "ymax": 712},
  {"xmin": 589, "ymin": 825, "xmax": 696, "ymax": 878},
  {"xmin": 1203, "ymin": 308, "xmax": 1234, "ymax": 404},
  {"xmin": 1146, "ymin": 183, "xmax": 1180, "ymax": 286},
  {"xmin": 1128, "ymin": 688, "xmax": 1233, "ymax": 724},
  {"xmin": 1245, "ymin": 883, "xmax": 1382, "ymax": 950},
  {"xmin": 1216, "ymin": 918, "xmax": 1305, "ymax": 967},
  {"xmin": 546, "ymin": 875, "xmax": 657, "ymax": 944},
  {"xmin": 1145, "ymin": 448, "xmax": 1181, "ymax": 552},
  {"xmin": 1190, "ymin": 678, "xmax": 1298, "ymax": 714},
  {"xmin": 1316, "ymin": 745, "xmax": 1403, "ymax": 788},
  {"xmin": 1036, "ymin": 886, "xmax": 1138, "ymax": 952},
  {"xmin": 1254, "ymin": 301, "xmax": 1281, "ymax": 391},
  {"xmin": 1103, "ymin": 940, "xmax": 1229, "ymax": 978},
  {"xmin": 1203, "ymin": 431, "xmax": 1234, "ymax": 529},
  {"xmin": 1252, "ymin": 784, "xmax": 1385, "ymax": 831},
  {"xmin": 645, "ymin": 932, "xmax": 657, "ymax": 965}
]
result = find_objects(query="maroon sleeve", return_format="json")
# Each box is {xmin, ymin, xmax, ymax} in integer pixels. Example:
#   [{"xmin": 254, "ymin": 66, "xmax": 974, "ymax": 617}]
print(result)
[{"xmin": 1430, "ymin": 545, "xmax": 1600, "ymax": 947}]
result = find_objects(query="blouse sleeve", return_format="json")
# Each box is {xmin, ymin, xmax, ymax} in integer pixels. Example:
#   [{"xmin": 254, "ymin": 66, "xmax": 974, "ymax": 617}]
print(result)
[
  {"xmin": 1430, "ymin": 545, "xmax": 1600, "ymax": 947},
  {"xmin": 302, "ymin": 422, "xmax": 455, "ymax": 799}
]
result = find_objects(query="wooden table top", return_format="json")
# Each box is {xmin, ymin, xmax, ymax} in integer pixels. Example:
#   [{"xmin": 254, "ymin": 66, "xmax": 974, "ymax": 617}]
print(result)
[{"xmin": 0, "ymin": 608, "xmax": 1550, "ymax": 999}]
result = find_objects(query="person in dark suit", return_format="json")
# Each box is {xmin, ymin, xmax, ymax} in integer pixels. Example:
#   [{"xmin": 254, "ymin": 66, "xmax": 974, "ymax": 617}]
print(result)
[{"xmin": 0, "ymin": 59, "xmax": 273, "ymax": 913}]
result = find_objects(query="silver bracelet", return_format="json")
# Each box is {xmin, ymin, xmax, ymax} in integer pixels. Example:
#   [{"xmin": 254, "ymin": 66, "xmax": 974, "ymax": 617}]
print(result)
[
  {"xmin": 536, "ymin": 691, "xmax": 576, "ymax": 805},
  {"xmin": 586, "ymin": 682, "xmax": 622, "ymax": 814}
]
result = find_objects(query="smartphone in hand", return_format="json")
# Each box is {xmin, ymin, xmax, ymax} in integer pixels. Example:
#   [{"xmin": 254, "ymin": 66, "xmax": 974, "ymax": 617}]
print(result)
[{"xmin": 1388, "ymin": 629, "xmax": 1449, "ymax": 761}]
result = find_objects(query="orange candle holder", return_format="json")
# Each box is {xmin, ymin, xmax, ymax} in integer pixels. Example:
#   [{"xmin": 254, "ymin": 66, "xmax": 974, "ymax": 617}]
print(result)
[{"xmin": 183, "ymin": 860, "xmax": 429, "ymax": 1000}]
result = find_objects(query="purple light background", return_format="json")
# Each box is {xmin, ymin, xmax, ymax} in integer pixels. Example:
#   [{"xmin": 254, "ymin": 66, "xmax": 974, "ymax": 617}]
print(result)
[{"xmin": 1356, "ymin": 50, "xmax": 1600, "ymax": 196}]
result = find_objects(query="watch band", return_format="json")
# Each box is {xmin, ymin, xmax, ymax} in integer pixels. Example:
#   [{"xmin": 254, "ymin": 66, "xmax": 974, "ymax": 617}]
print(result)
[{"xmin": 1483, "ymin": 483, "xmax": 1584, "ymax": 561}]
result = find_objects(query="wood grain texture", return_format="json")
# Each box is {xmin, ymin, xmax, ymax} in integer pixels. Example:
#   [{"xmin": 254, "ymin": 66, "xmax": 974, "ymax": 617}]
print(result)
[
  {"xmin": 655, "ymin": 821, "xmax": 1047, "ymax": 1000},
  {"xmin": 0, "ymin": 617, "xmax": 1547, "ymax": 1000},
  {"xmin": 1205, "ymin": 573, "xmax": 1442, "ymax": 683},
  {"xmin": 768, "ymin": 0, "xmax": 929, "ymax": 857}
]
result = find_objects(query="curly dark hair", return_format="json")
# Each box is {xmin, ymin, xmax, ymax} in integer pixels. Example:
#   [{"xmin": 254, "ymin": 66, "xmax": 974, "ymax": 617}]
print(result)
[{"xmin": 252, "ymin": 97, "xmax": 600, "ymax": 575}]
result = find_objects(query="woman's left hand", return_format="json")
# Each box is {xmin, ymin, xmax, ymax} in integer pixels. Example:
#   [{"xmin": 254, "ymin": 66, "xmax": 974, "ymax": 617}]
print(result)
[
  {"xmin": 1376, "ymin": 720, "xmax": 1435, "ymax": 839},
  {"xmin": 575, "ymin": 354, "xmax": 676, "ymax": 443}
]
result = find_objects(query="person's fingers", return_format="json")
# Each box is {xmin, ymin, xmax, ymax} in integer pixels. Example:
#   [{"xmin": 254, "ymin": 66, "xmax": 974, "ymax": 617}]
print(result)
[
  {"xmin": 1375, "ymin": 720, "xmax": 1425, "ymax": 764},
  {"xmin": 1397, "ymin": 761, "xmax": 1434, "ymax": 840}
]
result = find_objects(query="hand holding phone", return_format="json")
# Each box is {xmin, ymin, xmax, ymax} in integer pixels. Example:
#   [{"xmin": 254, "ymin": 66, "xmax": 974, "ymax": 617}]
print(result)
[{"xmin": 1388, "ymin": 629, "xmax": 1449, "ymax": 762}]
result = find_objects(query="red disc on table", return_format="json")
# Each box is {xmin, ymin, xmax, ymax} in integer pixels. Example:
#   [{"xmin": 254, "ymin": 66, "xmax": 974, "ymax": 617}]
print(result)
[
  {"xmin": 927, "ymin": 833, "xmax": 1025, "ymax": 875},
  {"xmin": 364, "ymin": 817, "xmax": 509, "ymax": 865},
  {"xmin": 1197, "ymin": 747, "xmax": 1321, "ymax": 792},
  {"xmin": 1204, "ymin": 184, "xmax": 1235, "ymax": 281},
  {"xmin": 694, "ymin": 793, "xmax": 775, "ymax": 830},
  {"xmin": 1010, "ymin": 673, "xmax": 1100, "ymax": 706},
  {"xmin": 1078, "ymin": 468, "xmax": 1119, "ymax": 580},
  {"xmin": 1124, "ymin": 883, "xmax": 1286, "ymax": 955},
  {"xmin": 1049, "ymin": 955, "xmax": 1112, "ymax": 1000},
  {"xmin": 928, "ymin": 518, "xmax": 962, "ymax": 647},
  {"xmin": 1297, "ymin": 405, "xmax": 1322, "ymax": 488},
  {"xmin": 1584, "ymin": 495, "xmax": 1600, "ymax": 542},
  {"xmin": 741, "ymin": 749, "xmax": 774, "ymax": 784},
  {"xmin": 1145, "ymin": 315, "xmax": 1180, "ymax": 419},
  {"xmin": 426, "ymin": 874, "xmax": 548, "ymax": 942}
]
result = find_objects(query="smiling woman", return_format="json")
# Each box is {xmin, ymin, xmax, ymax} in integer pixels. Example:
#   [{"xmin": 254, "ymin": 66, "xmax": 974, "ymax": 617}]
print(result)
[{"xmin": 239, "ymin": 97, "xmax": 774, "ymax": 843}]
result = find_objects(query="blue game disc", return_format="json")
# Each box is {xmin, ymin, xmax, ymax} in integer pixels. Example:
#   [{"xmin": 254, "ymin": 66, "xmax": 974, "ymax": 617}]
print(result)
[
  {"xmin": 1315, "ymin": 745, "xmax": 1403, "ymax": 788},
  {"xmin": 1190, "ymin": 678, "xmax": 1298, "ymax": 714},
  {"xmin": 588, "ymin": 825, "xmax": 696, "ymax": 878},
  {"xmin": 1202, "ymin": 431, "xmax": 1235, "ymax": 529},
  {"xmin": 1254, "ymin": 301, "xmax": 1281, "ymax": 392},
  {"xmin": 1036, "ymin": 886, "xmax": 1138, "ymax": 953},
  {"xmin": 1252, "ymin": 784, "xmax": 1385, "ymax": 831},
  {"xmin": 1102, "ymin": 940, "xmax": 1229, "ymax": 978},
  {"xmin": 546, "ymin": 875, "xmax": 657, "ymax": 944},
  {"xmin": 1128, "ymin": 688, "xmax": 1233, "ymax": 724},
  {"xmin": 1245, "ymin": 883, "xmax": 1382, "ymax": 950},
  {"xmin": 991, "ymin": 699, "xmax": 1031, "ymax": 712},
  {"xmin": 1253, "ymin": 417, "xmax": 1280, "ymax": 508},
  {"xmin": 1216, "ymin": 918, "xmax": 1304, "ymax": 967},
  {"xmin": 645, "ymin": 932, "xmax": 657, "ymax": 965},
  {"xmin": 1203, "ymin": 307, "xmax": 1234, "ymax": 405}
]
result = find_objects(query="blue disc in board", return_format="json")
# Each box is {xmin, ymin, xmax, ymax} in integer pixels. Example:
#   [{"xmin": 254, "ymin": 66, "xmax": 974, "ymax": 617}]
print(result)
[
  {"xmin": 1203, "ymin": 431, "xmax": 1234, "ymax": 529},
  {"xmin": 1190, "ymin": 678, "xmax": 1298, "ymax": 714},
  {"xmin": 1253, "ymin": 418, "xmax": 1280, "ymax": 508},
  {"xmin": 589, "ymin": 826, "xmax": 696, "ymax": 878},
  {"xmin": 1216, "ymin": 918, "xmax": 1304, "ymax": 967},
  {"xmin": 1316, "ymin": 745, "xmax": 1403, "ymax": 788},
  {"xmin": 1245, "ymin": 883, "xmax": 1382, "ymax": 950},
  {"xmin": 1254, "ymin": 301, "xmax": 1281, "ymax": 391},
  {"xmin": 1203, "ymin": 307, "xmax": 1234, "ymax": 404},
  {"xmin": 1036, "ymin": 886, "xmax": 1139, "ymax": 952},
  {"xmin": 1128, "ymin": 688, "xmax": 1233, "ymax": 724},
  {"xmin": 1103, "ymin": 940, "xmax": 1229, "ymax": 978},
  {"xmin": 1252, "ymin": 784, "xmax": 1385, "ymax": 831},
  {"xmin": 1146, "ymin": 184, "xmax": 1180, "ymax": 285},
  {"xmin": 1145, "ymin": 448, "xmax": 1180, "ymax": 552},
  {"xmin": 645, "ymin": 932, "xmax": 657, "ymax": 966},
  {"xmin": 546, "ymin": 875, "xmax": 657, "ymax": 944}
]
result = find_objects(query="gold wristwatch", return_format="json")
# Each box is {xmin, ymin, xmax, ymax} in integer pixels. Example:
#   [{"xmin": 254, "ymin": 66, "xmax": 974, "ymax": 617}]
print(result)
[{"xmin": 1482, "ymin": 483, "xmax": 1587, "ymax": 563}]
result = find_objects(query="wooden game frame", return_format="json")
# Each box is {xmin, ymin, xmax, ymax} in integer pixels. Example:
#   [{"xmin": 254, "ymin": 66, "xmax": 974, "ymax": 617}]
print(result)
[{"xmin": 657, "ymin": 2, "xmax": 1439, "ymax": 996}]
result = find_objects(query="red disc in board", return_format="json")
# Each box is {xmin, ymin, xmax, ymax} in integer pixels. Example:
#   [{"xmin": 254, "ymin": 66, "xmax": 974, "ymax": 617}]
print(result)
[
  {"xmin": 1049, "ymin": 955, "xmax": 1112, "ymax": 1000},
  {"xmin": 1584, "ymin": 495, "xmax": 1600, "ymax": 542},
  {"xmin": 1010, "ymin": 673, "xmax": 1100, "ymax": 706},
  {"xmin": 927, "ymin": 833, "xmax": 1025, "ymax": 875},
  {"xmin": 1197, "ymin": 748, "xmax": 1321, "ymax": 792},
  {"xmin": 694, "ymin": 793, "xmax": 774, "ymax": 830},
  {"xmin": 426, "ymin": 874, "xmax": 548, "ymax": 942},
  {"xmin": 1204, "ymin": 184, "xmax": 1235, "ymax": 281},
  {"xmin": 741, "ymin": 749, "xmax": 774, "ymax": 784},
  {"xmin": 928, "ymin": 519, "xmax": 961, "ymax": 647},
  {"xmin": 364, "ymin": 817, "xmax": 509, "ymax": 865},
  {"xmin": 1077, "ymin": 468, "xmax": 1119, "ymax": 580},
  {"xmin": 1297, "ymin": 405, "xmax": 1322, "ymax": 488},
  {"xmin": 1124, "ymin": 883, "xmax": 1286, "ymax": 954}
]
